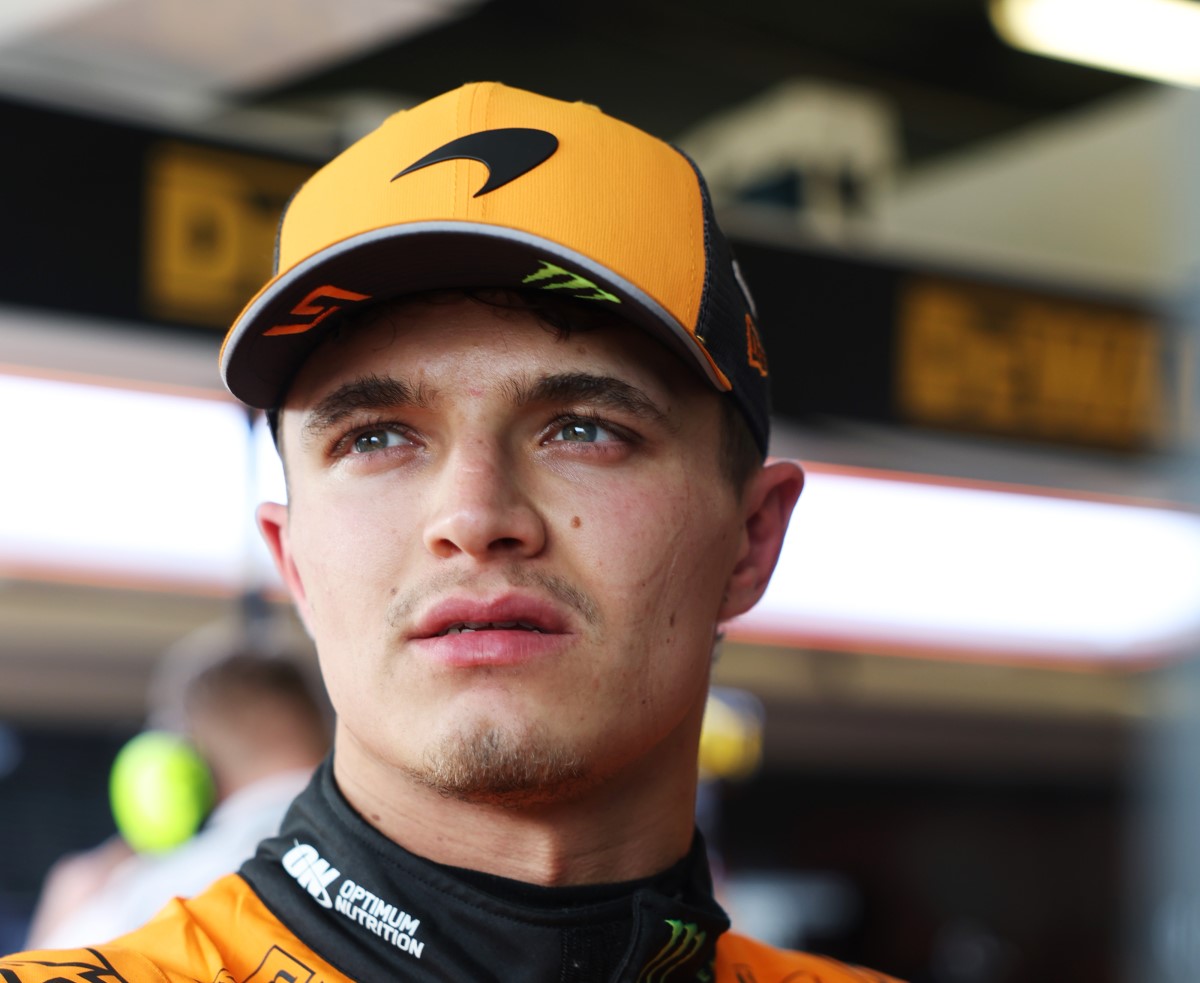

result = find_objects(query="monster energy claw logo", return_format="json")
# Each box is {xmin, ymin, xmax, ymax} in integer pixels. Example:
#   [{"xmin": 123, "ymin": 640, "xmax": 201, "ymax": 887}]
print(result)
[
  {"xmin": 522, "ymin": 260, "xmax": 621, "ymax": 303},
  {"xmin": 637, "ymin": 919, "xmax": 708, "ymax": 983}
]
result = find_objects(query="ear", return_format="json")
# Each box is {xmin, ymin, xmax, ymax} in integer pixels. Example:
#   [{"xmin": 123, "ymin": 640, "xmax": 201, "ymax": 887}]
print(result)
[
  {"xmin": 718, "ymin": 458, "xmax": 805, "ymax": 621},
  {"xmin": 257, "ymin": 501, "xmax": 315, "ymax": 634}
]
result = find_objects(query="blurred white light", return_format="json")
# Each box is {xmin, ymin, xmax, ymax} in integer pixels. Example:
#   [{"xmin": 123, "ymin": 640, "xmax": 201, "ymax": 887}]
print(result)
[
  {"xmin": 732, "ymin": 468, "xmax": 1200, "ymax": 662},
  {"xmin": 0, "ymin": 0, "xmax": 108, "ymax": 41},
  {"xmin": 0, "ymin": 0, "xmax": 482, "ymax": 109},
  {"xmin": 6, "ymin": 371, "xmax": 1200, "ymax": 662},
  {"xmin": 0, "ymin": 373, "xmax": 257, "ymax": 587},
  {"xmin": 990, "ymin": 0, "xmax": 1200, "ymax": 88},
  {"xmin": 253, "ymin": 412, "xmax": 287, "ymax": 507}
]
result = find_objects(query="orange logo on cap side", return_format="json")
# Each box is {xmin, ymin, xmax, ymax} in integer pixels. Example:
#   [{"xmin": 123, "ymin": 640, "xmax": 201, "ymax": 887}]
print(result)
[
  {"xmin": 264, "ymin": 285, "xmax": 371, "ymax": 336},
  {"xmin": 745, "ymin": 314, "xmax": 768, "ymax": 377}
]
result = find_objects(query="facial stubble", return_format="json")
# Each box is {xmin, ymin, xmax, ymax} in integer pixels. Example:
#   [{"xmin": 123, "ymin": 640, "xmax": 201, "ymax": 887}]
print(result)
[
  {"xmin": 412, "ymin": 720, "xmax": 589, "ymax": 805},
  {"xmin": 389, "ymin": 565, "xmax": 600, "ymax": 805}
]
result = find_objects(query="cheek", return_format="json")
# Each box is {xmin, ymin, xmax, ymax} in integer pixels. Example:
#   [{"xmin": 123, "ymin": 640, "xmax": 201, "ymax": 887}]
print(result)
[
  {"xmin": 288, "ymin": 495, "xmax": 403, "ymax": 635},
  {"xmin": 574, "ymin": 484, "xmax": 733, "ymax": 743},
  {"xmin": 579, "ymin": 479, "xmax": 736, "ymax": 650}
]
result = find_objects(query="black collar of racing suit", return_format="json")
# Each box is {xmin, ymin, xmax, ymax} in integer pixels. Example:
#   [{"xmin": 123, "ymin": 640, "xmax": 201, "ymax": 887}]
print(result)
[{"xmin": 240, "ymin": 758, "xmax": 732, "ymax": 982}]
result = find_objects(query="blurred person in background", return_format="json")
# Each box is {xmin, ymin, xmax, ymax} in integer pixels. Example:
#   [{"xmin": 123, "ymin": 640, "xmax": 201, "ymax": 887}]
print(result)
[
  {"xmin": 24, "ymin": 630, "xmax": 330, "ymax": 948},
  {"xmin": 1, "ymin": 82, "xmax": 900, "ymax": 981}
]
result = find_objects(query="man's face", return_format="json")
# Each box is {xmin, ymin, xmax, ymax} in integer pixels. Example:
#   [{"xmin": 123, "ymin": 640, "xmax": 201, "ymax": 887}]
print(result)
[{"xmin": 263, "ymin": 296, "xmax": 760, "ymax": 803}]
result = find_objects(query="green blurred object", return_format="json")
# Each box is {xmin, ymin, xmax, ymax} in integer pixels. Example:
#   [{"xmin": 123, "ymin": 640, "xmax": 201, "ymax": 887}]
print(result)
[{"xmin": 109, "ymin": 731, "xmax": 214, "ymax": 854}]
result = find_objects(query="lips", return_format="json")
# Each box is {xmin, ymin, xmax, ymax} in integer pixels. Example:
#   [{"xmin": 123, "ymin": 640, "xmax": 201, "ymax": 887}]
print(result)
[
  {"xmin": 438, "ymin": 621, "xmax": 547, "ymax": 636},
  {"xmin": 410, "ymin": 593, "xmax": 570, "ymax": 643},
  {"xmin": 410, "ymin": 597, "xmax": 569, "ymax": 669}
]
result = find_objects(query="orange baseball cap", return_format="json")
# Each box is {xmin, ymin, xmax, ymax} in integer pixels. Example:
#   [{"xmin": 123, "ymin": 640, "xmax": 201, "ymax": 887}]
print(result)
[{"xmin": 220, "ymin": 81, "xmax": 771, "ymax": 453}]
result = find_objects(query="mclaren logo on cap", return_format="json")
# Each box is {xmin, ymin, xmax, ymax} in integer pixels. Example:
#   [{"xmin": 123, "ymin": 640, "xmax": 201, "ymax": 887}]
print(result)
[{"xmin": 393, "ymin": 128, "xmax": 559, "ymax": 197}]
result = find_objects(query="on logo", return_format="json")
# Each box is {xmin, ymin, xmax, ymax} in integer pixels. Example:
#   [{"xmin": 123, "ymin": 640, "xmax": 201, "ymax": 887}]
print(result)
[
  {"xmin": 282, "ymin": 842, "xmax": 340, "ymax": 909},
  {"xmin": 264, "ymin": 285, "xmax": 371, "ymax": 337}
]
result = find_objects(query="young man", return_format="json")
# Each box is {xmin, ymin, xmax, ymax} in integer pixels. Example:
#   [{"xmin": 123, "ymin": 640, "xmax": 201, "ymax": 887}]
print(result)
[{"xmin": 3, "ymin": 83, "xmax": 899, "ymax": 982}]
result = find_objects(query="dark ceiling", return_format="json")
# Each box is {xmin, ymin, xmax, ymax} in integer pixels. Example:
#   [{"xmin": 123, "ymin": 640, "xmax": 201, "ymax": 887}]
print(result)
[{"xmin": 258, "ymin": 0, "xmax": 1146, "ymax": 166}]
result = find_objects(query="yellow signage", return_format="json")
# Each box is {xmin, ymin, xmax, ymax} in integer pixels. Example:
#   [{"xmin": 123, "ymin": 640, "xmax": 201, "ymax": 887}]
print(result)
[
  {"xmin": 143, "ymin": 142, "xmax": 313, "ymax": 328},
  {"xmin": 897, "ymin": 277, "xmax": 1166, "ymax": 450}
]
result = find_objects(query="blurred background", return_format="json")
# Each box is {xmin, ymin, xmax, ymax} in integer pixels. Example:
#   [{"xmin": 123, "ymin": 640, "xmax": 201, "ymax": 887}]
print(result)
[{"xmin": 2, "ymin": 0, "xmax": 1200, "ymax": 979}]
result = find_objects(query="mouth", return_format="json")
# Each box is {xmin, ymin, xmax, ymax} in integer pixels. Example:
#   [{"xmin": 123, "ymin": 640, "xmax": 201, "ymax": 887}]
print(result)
[
  {"xmin": 437, "ymin": 621, "xmax": 549, "ymax": 636},
  {"xmin": 411, "ymin": 593, "xmax": 571, "ymax": 642},
  {"xmin": 412, "ymin": 600, "xmax": 568, "ymax": 668}
]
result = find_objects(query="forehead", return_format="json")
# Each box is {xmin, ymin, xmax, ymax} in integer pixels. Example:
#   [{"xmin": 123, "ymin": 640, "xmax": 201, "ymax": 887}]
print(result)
[{"xmin": 282, "ymin": 294, "xmax": 710, "ymax": 412}]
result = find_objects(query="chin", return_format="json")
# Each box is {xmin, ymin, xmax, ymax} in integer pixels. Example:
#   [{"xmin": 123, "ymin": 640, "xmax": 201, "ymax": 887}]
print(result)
[{"xmin": 409, "ymin": 721, "xmax": 593, "ymax": 805}]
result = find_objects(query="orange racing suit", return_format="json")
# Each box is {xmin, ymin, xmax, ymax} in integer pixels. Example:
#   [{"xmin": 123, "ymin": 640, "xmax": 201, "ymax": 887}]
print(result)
[{"xmin": 1, "ymin": 761, "xmax": 902, "ymax": 982}]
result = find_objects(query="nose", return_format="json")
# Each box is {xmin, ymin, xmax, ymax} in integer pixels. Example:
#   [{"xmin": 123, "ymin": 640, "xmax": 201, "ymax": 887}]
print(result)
[{"xmin": 422, "ymin": 441, "xmax": 547, "ymax": 561}]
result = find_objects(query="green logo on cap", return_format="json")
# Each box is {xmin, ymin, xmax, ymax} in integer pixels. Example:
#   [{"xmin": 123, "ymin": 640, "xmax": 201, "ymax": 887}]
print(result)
[{"xmin": 522, "ymin": 260, "xmax": 620, "ymax": 303}]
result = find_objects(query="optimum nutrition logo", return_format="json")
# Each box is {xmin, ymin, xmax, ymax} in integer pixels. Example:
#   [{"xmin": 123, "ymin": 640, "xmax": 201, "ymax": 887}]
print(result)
[
  {"xmin": 280, "ymin": 840, "xmax": 426, "ymax": 960},
  {"xmin": 282, "ymin": 841, "xmax": 340, "ymax": 908}
]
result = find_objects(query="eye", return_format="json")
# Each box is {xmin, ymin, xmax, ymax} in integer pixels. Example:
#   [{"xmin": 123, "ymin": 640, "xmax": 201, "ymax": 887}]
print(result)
[
  {"xmin": 550, "ymin": 419, "xmax": 618, "ymax": 443},
  {"xmin": 350, "ymin": 427, "xmax": 412, "ymax": 454}
]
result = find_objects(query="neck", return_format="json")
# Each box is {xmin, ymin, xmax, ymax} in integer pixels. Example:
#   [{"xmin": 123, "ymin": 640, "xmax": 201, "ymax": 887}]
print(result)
[{"xmin": 332, "ymin": 719, "xmax": 702, "ymax": 887}]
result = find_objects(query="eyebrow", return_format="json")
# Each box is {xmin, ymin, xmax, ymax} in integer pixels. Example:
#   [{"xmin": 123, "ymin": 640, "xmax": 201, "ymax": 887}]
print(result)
[
  {"xmin": 512, "ymin": 373, "xmax": 670, "ymax": 424},
  {"xmin": 301, "ymin": 374, "xmax": 432, "ymax": 446},
  {"xmin": 299, "ymin": 370, "xmax": 671, "ymax": 447}
]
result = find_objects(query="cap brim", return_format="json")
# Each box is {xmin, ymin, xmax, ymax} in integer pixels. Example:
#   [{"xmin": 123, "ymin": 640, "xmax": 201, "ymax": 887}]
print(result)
[{"xmin": 221, "ymin": 222, "xmax": 728, "ymax": 409}]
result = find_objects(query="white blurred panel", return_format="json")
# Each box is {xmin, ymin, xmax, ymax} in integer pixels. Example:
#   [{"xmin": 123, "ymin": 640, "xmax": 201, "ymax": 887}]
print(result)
[
  {"xmin": 7, "ymin": 371, "xmax": 1200, "ymax": 661},
  {"xmin": 733, "ymin": 467, "xmax": 1200, "ymax": 661},
  {"xmin": 0, "ymin": 374, "xmax": 251, "ymax": 585}
]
